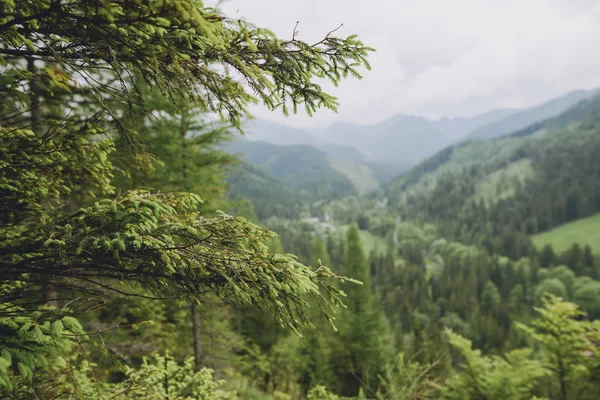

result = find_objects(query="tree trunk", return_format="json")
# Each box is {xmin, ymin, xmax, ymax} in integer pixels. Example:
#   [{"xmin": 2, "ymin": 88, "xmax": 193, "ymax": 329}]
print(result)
[
  {"xmin": 28, "ymin": 58, "xmax": 59, "ymax": 308},
  {"xmin": 191, "ymin": 304, "xmax": 202, "ymax": 371},
  {"xmin": 27, "ymin": 57, "xmax": 41, "ymax": 134},
  {"xmin": 179, "ymin": 111, "xmax": 203, "ymax": 371}
]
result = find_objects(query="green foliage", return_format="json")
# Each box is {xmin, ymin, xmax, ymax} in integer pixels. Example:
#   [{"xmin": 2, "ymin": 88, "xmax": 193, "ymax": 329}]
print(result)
[
  {"xmin": 376, "ymin": 352, "xmax": 443, "ymax": 400},
  {"xmin": 4, "ymin": 188, "xmax": 347, "ymax": 333},
  {"xmin": 444, "ymin": 329, "xmax": 547, "ymax": 400},
  {"xmin": 480, "ymin": 281, "xmax": 501, "ymax": 314},
  {"xmin": 228, "ymin": 161, "xmax": 309, "ymax": 220},
  {"xmin": 307, "ymin": 385, "xmax": 343, "ymax": 400},
  {"xmin": 120, "ymin": 353, "xmax": 237, "ymax": 399},
  {"xmin": 0, "ymin": 312, "xmax": 85, "ymax": 392},
  {"xmin": 0, "ymin": 0, "xmax": 374, "ymax": 392},
  {"xmin": 4, "ymin": 0, "xmax": 600, "ymax": 398},
  {"xmin": 20, "ymin": 352, "xmax": 239, "ymax": 399},
  {"xmin": 534, "ymin": 279, "xmax": 567, "ymax": 306},
  {"xmin": 573, "ymin": 280, "xmax": 600, "ymax": 319},
  {"xmin": 0, "ymin": 0, "xmax": 373, "ymax": 129},
  {"xmin": 516, "ymin": 296, "xmax": 600, "ymax": 400},
  {"xmin": 312, "ymin": 236, "xmax": 332, "ymax": 269},
  {"xmin": 329, "ymin": 224, "xmax": 394, "ymax": 396}
]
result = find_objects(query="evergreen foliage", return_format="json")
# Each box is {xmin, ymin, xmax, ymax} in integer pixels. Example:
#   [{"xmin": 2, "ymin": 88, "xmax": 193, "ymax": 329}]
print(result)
[
  {"xmin": 443, "ymin": 329, "xmax": 547, "ymax": 400},
  {"xmin": 330, "ymin": 224, "xmax": 393, "ymax": 396},
  {"xmin": 0, "ymin": 0, "xmax": 373, "ymax": 393},
  {"xmin": 2, "ymin": 0, "xmax": 600, "ymax": 398}
]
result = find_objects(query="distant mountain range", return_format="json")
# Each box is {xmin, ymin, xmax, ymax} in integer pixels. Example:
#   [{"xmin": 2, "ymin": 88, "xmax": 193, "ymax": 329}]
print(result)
[
  {"xmin": 384, "ymin": 92, "xmax": 600, "ymax": 243},
  {"xmin": 242, "ymin": 88, "xmax": 597, "ymax": 168},
  {"xmin": 388, "ymin": 92, "xmax": 600, "ymax": 199},
  {"xmin": 226, "ymin": 138, "xmax": 385, "ymax": 196},
  {"xmin": 434, "ymin": 108, "xmax": 518, "ymax": 139},
  {"xmin": 226, "ymin": 89, "xmax": 600, "ymax": 222},
  {"xmin": 466, "ymin": 89, "xmax": 598, "ymax": 140}
]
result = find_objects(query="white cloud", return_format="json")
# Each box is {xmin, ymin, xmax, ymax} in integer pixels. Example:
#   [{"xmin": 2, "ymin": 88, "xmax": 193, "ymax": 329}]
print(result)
[{"xmin": 218, "ymin": 0, "xmax": 600, "ymax": 127}]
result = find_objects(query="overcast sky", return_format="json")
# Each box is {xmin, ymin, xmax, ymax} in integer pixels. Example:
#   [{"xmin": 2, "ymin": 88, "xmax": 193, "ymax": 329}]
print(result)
[{"xmin": 218, "ymin": 0, "xmax": 600, "ymax": 128}]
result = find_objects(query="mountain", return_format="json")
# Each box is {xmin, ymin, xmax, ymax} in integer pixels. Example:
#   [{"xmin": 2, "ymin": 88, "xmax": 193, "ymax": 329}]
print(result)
[
  {"xmin": 466, "ymin": 89, "xmax": 597, "ymax": 140},
  {"xmin": 433, "ymin": 108, "xmax": 517, "ymax": 139},
  {"xmin": 225, "ymin": 138, "xmax": 394, "ymax": 218},
  {"xmin": 243, "ymin": 119, "xmax": 366, "ymax": 163},
  {"xmin": 227, "ymin": 161, "xmax": 309, "ymax": 220},
  {"xmin": 245, "ymin": 115, "xmax": 454, "ymax": 167},
  {"xmin": 390, "ymin": 92, "xmax": 600, "ymax": 195},
  {"xmin": 243, "ymin": 89, "xmax": 598, "ymax": 172},
  {"xmin": 226, "ymin": 139, "xmax": 358, "ymax": 202},
  {"xmin": 386, "ymin": 93, "xmax": 600, "ymax": 247},
  {"xmin": 322, "ymin": 114, "xmax": 454, "ymax": 165}
]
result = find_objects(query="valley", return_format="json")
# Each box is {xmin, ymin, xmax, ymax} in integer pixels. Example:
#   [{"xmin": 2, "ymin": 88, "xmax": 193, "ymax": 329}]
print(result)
[
  {"xmin": 221, "ymin": 89, "xmax": 600, "ymax": 397},
  {"xmin": 4, "ymin": 2, "xmax": 600, "ymax": 398}
]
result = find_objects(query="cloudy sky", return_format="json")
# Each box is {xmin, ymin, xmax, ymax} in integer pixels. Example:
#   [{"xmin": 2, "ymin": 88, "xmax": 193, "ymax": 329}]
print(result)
[{"xmin": 219, "ymin": 0, "xmax": 600, "ymax": 128}]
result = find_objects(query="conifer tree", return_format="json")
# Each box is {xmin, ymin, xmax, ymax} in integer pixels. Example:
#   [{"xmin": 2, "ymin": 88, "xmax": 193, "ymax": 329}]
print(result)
[
  {"xmin": 517, "ymin": 296, "xmax": 600, "ymax": 400},
  {"xmin": 480, "ymin": 280, "xmax": 501, "ymax": 315},
  {"xmin": 443, "ymin": 329, "xmax": 546, "ymax": 400},
  {"xmin": 0, "ymin": 0, "xmax": 373, "ymax": 389},
  {"xmin": 330, "ymin": 224, "xmax": 394, "ymax": 396},
  {"xmin": 111, "ymin": 81, "xmax": 241, "ymax": 371},
  {"xmin": 312, "ymin": 235, "xmax": 332, "ymax": 270}
]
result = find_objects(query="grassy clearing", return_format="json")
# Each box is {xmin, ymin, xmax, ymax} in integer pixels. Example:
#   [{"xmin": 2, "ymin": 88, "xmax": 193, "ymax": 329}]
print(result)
[
  {"xmin": 532, "ymin": 213, "xmax": 600, "ymax": 254},
  {"xmin": 328, "ymin": 156, "xmax": 379, "ymax": 195}
]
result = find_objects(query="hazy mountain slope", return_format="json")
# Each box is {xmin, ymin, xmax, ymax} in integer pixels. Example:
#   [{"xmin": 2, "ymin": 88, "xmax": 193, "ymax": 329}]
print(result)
[
  {"xmin": 467, "ymin": 89, "xmax": 596, "ymax": 140},
  {"xmin": 244, "ymin": 112, "xmax": 495, "ymax": 168},
  {"xmin": 226, "ymin": 140, "xmax": 357, "ymax": 201},
  {"xmin": 243, "ymin": 89, "xmax": 597, "ymax": 171},
  {"xmin": 368, "ymin": 162, "xmax": 412, "ymax": 184},
  {"xmin": 226, "ymin": 139, "xmax": 392, "ymax": 198},
  {"xmin": 386, "ymin": 93, "xmax": 600, "ymax": 240},
  {"xmin": 433, "ymin": 108, "xmax": 517, "ymax": 139},
  {"xmin": 328, "ymin": 156, "xmax": 380, "ymax": 196},
  {"xmin": 391, "ymin": 93, "xmax": 600, "ymax": 194},
  {"xmin": 227, "ymin": 162, "xmax": 309, "ymax": 220},
  {"xmin": 323, "ymin": 114, "xmax": 453, "ymax": 165},
  {"xmin": 243, "ymin": 119, "xmax": 366, "ymax": 163}
]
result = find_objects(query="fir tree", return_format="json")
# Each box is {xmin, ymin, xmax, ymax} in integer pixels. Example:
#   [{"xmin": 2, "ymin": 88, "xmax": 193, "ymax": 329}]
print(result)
[
  {"xmin": 330, "ymin": 224, "xmax": 394, "ymax": 396},
  {"xmin": 517, "ymin": 296, "xmax": 600, "ymax": 400},
  {"xmin": 0, "ymin": 0, "xmax": 373, "ymax": 390},
  {"xmin": 443, "ymin": 329, "xmax": 547, "ymax": 400}
]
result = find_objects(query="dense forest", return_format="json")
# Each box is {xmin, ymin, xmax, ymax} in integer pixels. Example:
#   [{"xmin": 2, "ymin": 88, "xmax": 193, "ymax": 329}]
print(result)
[{"xmin": 2, "ymin": 1, "xmax": 600, "ymax": 400}]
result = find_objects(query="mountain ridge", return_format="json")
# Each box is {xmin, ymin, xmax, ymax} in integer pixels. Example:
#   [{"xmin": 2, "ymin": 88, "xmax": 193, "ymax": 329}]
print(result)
[
  {"xmin": 243, "ymin": 89, "xmax": 597, "ymax": 170},
  {"xmin": 466, "ymin": 89, "xmax": 597, "ymax": 140}
]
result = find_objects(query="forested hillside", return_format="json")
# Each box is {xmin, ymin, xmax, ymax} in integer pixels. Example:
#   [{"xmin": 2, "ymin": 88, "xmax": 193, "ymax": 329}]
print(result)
[
  {"xmin": 226, "ymin": 139, "xmax": 386, "ymax": 210},
  {"xmin": 233, "ymin": 90, "xmax": 600, "ymax": 399},
  {"xmin": 2, "ymin": 1, "xmax": 600, "ymax": 400},
  {"xmin": 227, "ymin": 162, "xmax": 310, "ymax": 220},
  {"xmin": 386, "ymin": 94, "xmax": 600, "ymax": 256},
  {"xmin": 226, "ymin": 140, "xmax": 358, "ymax": 201}
]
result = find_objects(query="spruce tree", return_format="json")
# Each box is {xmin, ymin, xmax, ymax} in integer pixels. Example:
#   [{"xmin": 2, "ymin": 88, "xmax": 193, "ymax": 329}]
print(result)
[
  {"xmin": 443, "ymin": 329, "xmax": 546, "ymax": 400},
  {"xmin": 312, "ymin": 235, "xmax": 332, "ymax": 270},
  {"xmin": 330, "ymin": 224, "xmax": 394, "ymax": 396},
  {"xmin": 111, "ymin": 81, "xmax": 240, "ymax": 371},
  {"xmin": 0, "ymin": 0, "xmax": 373, "ymax": 389},
  {"xmin": 517, "ymin": 296, "xmax": 600, "ymax": 400}
]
